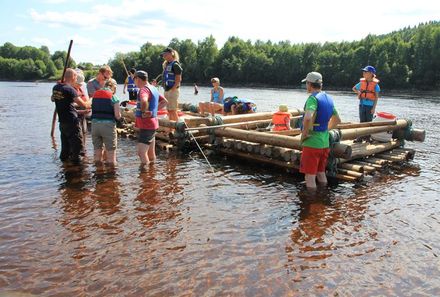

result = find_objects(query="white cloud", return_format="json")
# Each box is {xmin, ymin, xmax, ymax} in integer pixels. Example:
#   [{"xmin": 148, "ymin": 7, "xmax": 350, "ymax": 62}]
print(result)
[
  {"xmin": 26, "ymin": 0, "xmax": 440, "ymax": 64},
  {"xmin": 31, "ymin": 37, "xmax": 54, "ymax": 47}
]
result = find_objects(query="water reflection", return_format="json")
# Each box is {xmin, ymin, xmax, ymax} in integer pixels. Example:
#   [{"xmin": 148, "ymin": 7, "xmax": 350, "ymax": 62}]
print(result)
[{"xmin": 135, "ymin": 163, "xmax": 184, "ymax": 245}]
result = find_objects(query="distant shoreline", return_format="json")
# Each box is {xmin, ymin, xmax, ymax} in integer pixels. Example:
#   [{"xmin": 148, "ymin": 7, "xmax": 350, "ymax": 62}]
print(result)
[{"xmin": 1, "ymin": 79, "xmax": 439, "ymax": 98}]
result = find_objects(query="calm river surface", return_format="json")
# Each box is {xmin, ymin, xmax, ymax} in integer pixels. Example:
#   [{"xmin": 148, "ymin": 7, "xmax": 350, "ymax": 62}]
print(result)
[{"xmin": 0, "ymin": 81, "xmax": 439, "ymax": 296}]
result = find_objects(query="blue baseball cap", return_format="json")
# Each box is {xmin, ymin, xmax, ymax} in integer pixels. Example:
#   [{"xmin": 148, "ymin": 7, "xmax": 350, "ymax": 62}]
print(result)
[{"xmin": 361, "ymin": 65, "xmax": 376, "ymax": 74}]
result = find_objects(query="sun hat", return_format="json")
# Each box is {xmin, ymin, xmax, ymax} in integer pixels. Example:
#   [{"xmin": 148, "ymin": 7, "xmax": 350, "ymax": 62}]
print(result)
[
  {"xmin": 279, "ymin": 104, "xmax": 288, "ymax": 112},
  {"xmin": 361, "ymin": 65, "xmax": 376, "ymax": 74},
  {"xmin": 74, "ymin": 68, "xmax": 85, "ymax": 86},
  {"xmin": 301, "ymin": 72, "xmax": 323, "ymax": 83}
]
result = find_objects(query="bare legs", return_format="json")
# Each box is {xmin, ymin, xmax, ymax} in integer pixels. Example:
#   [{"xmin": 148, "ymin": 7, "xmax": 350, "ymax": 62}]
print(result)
[
  {"xmin": 94, "ymin": 148, "xmax": 117, "ymax": 165},
  {"xmin": 137, "ymin": 138, "xmax": 156, "ymax": 165},
  {"xmin": 305, "ymin": 172, "xmax": 328, "ymax": 190}
]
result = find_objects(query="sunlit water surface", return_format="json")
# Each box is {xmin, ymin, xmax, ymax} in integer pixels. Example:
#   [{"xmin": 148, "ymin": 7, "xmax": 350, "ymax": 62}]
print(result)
[{"xmin": 0, "ymin": 82, "xmax": 439, "ymax": 296}]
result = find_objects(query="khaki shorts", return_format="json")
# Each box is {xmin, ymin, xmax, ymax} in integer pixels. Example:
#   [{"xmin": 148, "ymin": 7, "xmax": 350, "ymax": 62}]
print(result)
[
  {"xmin": 91, "ymin": 121, "xmax": 117, "ymax": 150},
  {"xmin": 164, "ymin": 88, "xmax": 180, "ymax": 111}
]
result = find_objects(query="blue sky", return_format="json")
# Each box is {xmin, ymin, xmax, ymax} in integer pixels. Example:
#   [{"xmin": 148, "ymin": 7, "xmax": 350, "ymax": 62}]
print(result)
[{"xmin": 1, "ymin": 0, "xmax": 439, "ymax": 64}]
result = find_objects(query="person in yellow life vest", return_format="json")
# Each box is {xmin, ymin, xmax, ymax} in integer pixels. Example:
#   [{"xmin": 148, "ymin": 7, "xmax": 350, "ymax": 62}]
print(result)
[{"xmin": 271, "ymin": 104, "xmax": 291, "ymax": 131}]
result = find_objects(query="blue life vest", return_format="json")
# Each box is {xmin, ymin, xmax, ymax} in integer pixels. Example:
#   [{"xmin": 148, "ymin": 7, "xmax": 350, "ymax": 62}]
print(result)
[
  {"xmin": 239, "ymin": 98, "xmax": 256, "ymax": 112},
  {"xmin": 91, "ymin": 89, "xmax": 115, "ymax": 121},
  {"xmin": 127, "ymin": 76, "xmax": 139, "ymax": 92},
  {"xmin": 135, "ymin": 85, "xmax": 160, "ymax": 118},
  {"xmin": 163, "ymin": 61, "xmax": 176, "ymax": 88},
  {"xmin": 212, "ymin": 87, "xmax": 224, "ymax": 104},
  {"xmin": 302, "ymin": 92, "xmax": 334, "ymax": 132}
]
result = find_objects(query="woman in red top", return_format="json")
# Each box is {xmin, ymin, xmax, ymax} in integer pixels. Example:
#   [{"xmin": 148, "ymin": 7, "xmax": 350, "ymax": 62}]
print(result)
[{"xmin": 134, "ymin": 70, "xmax": 168, "ymax": 165}]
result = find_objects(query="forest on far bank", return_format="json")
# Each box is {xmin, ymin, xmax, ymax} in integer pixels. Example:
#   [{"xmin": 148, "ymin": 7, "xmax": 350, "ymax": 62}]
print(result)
[{"xmin": 1, "ymin": 21, "xmax": 439, "ymax": 90}]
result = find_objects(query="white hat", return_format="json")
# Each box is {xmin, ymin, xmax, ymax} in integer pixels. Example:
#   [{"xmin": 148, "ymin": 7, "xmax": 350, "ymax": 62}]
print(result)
[
  {"xmin": 301, "ymin": 72, "xmax": 323, "ymax": 84},
  {"xmin": 75, "ymin": 69, "xmax": 85, "ymax": 86}
]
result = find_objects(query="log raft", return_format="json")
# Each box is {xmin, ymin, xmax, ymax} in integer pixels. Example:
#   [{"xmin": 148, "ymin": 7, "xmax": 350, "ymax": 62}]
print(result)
[{"xmin": 117, "ymin": 107, "xmax": 424, "ymax": 183}]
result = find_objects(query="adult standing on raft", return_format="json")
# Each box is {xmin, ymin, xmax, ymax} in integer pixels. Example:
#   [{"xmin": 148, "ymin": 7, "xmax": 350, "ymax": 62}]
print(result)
[
  {"xmin": 123, "ymin": 68, "xmax": 139, "ymax": 101},
  {"xmin": 51, "ymin": 68, "xmax": 91, "ymax": 163},
  {"xmin": 134, "ymin": 70, "xmax": 168, "ymax": 165},
  {"xmin": 86, "ymin": 65, "xmax": 113, "ymax": 98},
  {"xmin": 161, "ymin": 47, "xmax": 182, "ymax": 123},
  {"xmin": 300, "ymin": 72, "xmax": 341, "ymax": 190}
]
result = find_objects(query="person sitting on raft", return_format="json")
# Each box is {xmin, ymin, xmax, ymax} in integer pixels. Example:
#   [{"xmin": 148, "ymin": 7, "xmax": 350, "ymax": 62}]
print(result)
[
  {"xmin": 271, "ymin": 104, "xmax": 291, "ymax": 131},
  {"xmin": 199, "ymin": 77, "xmax": 224, "ymax": 116},
  {"xmin": 223, "ymin": 96, "xmax": 257, "ymax": 115}
]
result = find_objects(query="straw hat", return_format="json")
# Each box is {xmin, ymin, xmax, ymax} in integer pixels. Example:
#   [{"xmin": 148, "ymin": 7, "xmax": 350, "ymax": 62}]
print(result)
[{"xmin": 279, "ymin": 104, "xmax": 288, "ymax": 112}]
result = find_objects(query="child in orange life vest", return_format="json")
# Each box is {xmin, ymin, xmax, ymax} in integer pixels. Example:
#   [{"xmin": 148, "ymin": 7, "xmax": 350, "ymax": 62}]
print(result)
[
  {"xmin": 271, "ymin": 104, "xmax": 291, "ymax": 131},
  {"xmin": 352, "ymin": 65, "xmax": 380, "ymax": 123}
]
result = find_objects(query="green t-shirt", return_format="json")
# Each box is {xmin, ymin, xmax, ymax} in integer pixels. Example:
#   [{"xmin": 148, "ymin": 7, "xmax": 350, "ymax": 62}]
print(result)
[
  {"xmin": 302, "ymin": 95, "xmax": 338, "ymax": 149},
  {"xmin": 91, "ymin": 88, "xmax": 120, "ymax": 123}
]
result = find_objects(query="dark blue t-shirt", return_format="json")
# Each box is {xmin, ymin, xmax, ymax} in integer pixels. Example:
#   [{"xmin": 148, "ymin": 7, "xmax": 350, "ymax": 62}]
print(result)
[{"xmin": 52, "ymin": 83, "xmax": 78, "ymax": 124}]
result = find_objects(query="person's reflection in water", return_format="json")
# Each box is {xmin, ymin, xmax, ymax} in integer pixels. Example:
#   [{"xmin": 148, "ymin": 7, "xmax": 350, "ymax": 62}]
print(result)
[
  {"xmin": 57, "ymin": 162, "xmax": 93, "ymax": 260},
  {"xmin": 58, "ymin": 162, "xmax": 93, "ymax": 217},
  {"xmin": 135, "ymin": 163, "xmax": 183, "ymax": 245},
  {"xmin": 285, "ymin": 188, "xmax": 342, "ymax": 279},
  {"xmin": 91, "ymin": 164, "xmax": 121, "ymax": 215}
]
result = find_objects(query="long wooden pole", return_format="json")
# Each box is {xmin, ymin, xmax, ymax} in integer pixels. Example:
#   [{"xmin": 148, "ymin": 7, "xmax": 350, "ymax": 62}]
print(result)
[
  {"xmin": 51, "ymin": 40, "xmax": 73, "ymax": 138},
  {"xmin": 120, "ymin": 57, "xmax": 130, "ymax": 77}
]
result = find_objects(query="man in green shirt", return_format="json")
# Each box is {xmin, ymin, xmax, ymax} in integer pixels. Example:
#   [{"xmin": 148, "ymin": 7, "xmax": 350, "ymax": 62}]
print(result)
[{"xmin": 300, "ymin": 72, "xmax": 341, "ymax": 190}]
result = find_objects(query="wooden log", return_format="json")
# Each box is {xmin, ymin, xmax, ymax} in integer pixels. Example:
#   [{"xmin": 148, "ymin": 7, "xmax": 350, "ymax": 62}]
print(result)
[
  {"xmin": 392, "ymin": 128, "xmax": 425, "ymax": 142},
  {"xmin": 278, "ymin": 148, "xmax": 295, "ymax": 162},
  {"xmin": 339, "ymin": 163, "xmax": 365, "ymax": 173},
  {"xmin": 156, "ymin": 140, "xmax": 174, "ymax": 151},
  {"xmin": 185, "ymin": 119, "xmax": 274, "ymax": 131},
  {"xmin": 364, "ymin": 157, "xmax": 389, "ymax": 165},
  {"xmin": 351, "ymin": 160, "xmax": 384, "ymax": 170},
  {"xmin": 158, "ymin": 118, "xmax": 178, "ymax": 129},
  {"xmin": 183, "ymin": 110, "xmax": 303, "ymax": 128},
  {"xmin": 265, "ymin": 129, "xmax": 302, "ymax": 136},
  {"xmin": 155, "ymin": 132, "xmax": 172, "ymax": 143},
  {"xmin": 393, "ymin": 148, "xmax": 415, "ymax": 160},
  {"xmin": 215, "ymin": 127, "xmax": 302, "ymax": 149},
  {"xmin": 336, "ymin": 120, "xmax": 397, "ymax": 129},
  {"xmin": 335, "ymin": 119, "xmax": 410, "ymax": 140},
  {"xmin": 337, "ymin": 168, "xmax": 364, "ymax": 178},
  {"xmin": 218, "ymin": 148, "xmax": 299, "ymax": 170},
  {"xmin": 350, "ymin": 140, "xmax": 402, "ymax": 159},
  {"xmin": 335, "ymin": 174, "xmax": 361, "ymax": 182},
  {"xmin": 375, "ymin": 153, "xmax": 406, "ymax": 162}
]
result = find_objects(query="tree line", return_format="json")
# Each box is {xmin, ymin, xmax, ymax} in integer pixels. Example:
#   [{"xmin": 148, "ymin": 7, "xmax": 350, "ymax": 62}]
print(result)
[{"xmin": 1, "ymin": 21, "xmax": 439, "ymax": 90}]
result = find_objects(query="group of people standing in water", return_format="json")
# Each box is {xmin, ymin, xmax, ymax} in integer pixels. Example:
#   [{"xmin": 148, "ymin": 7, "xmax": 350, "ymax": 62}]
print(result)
[
  {"xmin": 51, "ymin": 47, "xmax": 179, "ymax": 167},
  {"xmin": 51, "ymin": 46, "xmax": 380, "ymax": 190}
]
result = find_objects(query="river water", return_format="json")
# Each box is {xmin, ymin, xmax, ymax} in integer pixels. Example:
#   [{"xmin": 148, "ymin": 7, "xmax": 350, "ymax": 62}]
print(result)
[{"xmin": 0, "ymin": 81, "xmax": 439, "ymax": 296}]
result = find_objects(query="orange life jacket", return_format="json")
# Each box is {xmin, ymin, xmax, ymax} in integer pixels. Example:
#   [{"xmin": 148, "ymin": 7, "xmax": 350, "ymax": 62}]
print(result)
[
  {"xmin": 359, "ymin": 77, "xmax": 380, "ymax": 100},
  {"xmin": 272, "ymin": 111, "xmax": 290, "ymax": 131}
]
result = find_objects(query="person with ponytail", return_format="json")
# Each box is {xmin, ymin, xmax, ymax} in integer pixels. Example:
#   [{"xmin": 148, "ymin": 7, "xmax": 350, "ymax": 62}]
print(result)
[{"xmin": 161, "ymin": 47, "xmax": 183, "ymax": 124}]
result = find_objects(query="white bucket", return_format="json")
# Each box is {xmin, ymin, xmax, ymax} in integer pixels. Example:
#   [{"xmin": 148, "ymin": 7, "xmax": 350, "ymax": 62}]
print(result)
[{"xmin": 371, "ymin": 112, "xmax": 397, "ymax": 142}]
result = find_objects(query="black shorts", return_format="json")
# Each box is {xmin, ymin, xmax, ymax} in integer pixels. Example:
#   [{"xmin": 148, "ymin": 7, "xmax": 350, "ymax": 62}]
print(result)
[
  {"xmin": 138, "ymin": 129, "xmax": 156, "ymax": 144},
  {"xmin": 128, "ymin": 90, "xmax": 138, "ymax": 101}
]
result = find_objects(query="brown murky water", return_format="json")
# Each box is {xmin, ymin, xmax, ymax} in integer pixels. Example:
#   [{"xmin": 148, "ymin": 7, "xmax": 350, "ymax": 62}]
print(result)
[{"xmin": 0, "ymin": 82, "xmax": 439, "ymax": 296}]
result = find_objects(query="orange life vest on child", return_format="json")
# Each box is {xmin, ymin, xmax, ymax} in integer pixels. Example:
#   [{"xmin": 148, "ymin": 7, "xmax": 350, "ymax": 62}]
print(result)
[
  {"xmin": 272, "ymin": 111, "xmax": 290, "ymax": 131},
  {"xmin": 359, "ymin": 77, "xmax": 380, "ymax": 100}
]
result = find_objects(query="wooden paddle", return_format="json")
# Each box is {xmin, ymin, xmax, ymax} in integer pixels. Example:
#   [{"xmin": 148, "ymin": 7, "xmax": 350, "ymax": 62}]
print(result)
[{"xmin": 50, "ymin": 39, "xmax": 73, "ymax": 138}]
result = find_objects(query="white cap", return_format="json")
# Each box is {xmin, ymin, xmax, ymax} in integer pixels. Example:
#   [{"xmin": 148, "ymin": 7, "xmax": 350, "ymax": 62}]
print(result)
[
  {"xmin": 75, "ymin": 68, "xmax": 85, "ymax": 86},
  {"xmin": 301, "ymin": 72, "xmax": 323, "ymax": 84}
]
